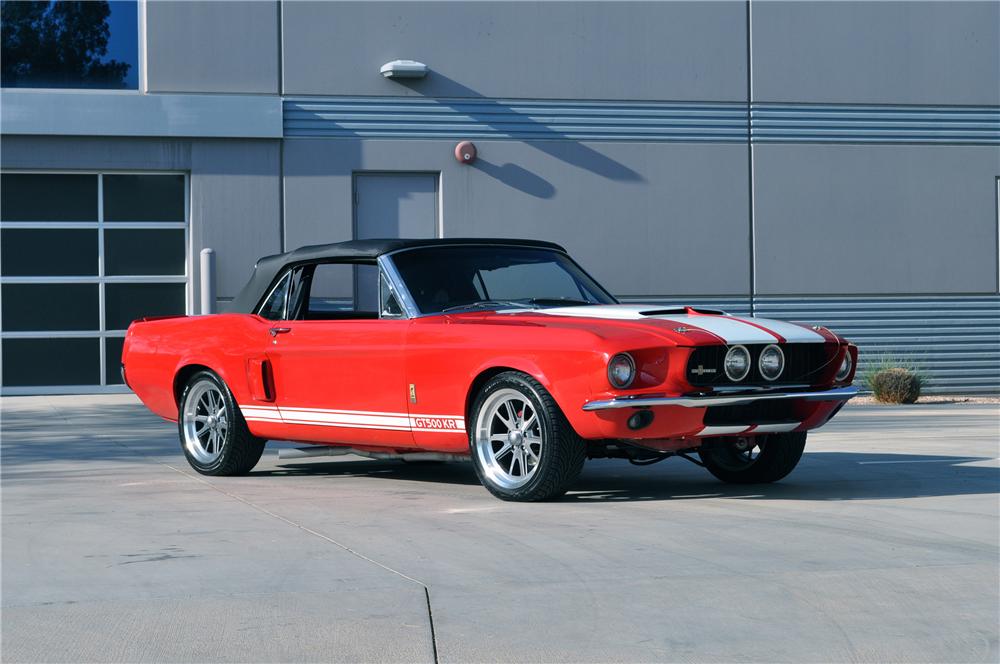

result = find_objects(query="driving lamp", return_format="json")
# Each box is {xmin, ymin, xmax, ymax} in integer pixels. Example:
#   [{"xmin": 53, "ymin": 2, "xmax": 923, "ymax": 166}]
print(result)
[
  {"xmin": 724, "ymin": 345, "xmax": 751, "ymax": 381},
  {"xmin": 758, "ymin": 344, "xmax": 785, "ymax": 381},
  {"xmin": 608, "ymin": 353, "xmax": 636, "ymax": 388}
]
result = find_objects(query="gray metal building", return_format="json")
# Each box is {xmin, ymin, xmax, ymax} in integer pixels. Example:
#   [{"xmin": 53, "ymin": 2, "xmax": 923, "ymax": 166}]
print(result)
[{"xmin": 1, "ymin": 0, "xmax": 998, "ymax": 395}]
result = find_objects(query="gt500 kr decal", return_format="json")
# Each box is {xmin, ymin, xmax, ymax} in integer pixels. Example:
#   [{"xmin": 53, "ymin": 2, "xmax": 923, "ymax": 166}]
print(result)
[
  {"xmin": 239, "ymin": 405, "xmax": 465, "ymax": 433},
  {"xmin": 410, "ymin": 416, "xmax": 463, "ymax": 430},
  {"xmin": 539, "ymin": 305, "xmax": 826, "ymax": 344}
]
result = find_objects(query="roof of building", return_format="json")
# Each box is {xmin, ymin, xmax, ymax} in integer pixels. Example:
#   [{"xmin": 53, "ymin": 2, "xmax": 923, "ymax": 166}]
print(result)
[{"xmin": 227, "ymin": 237, "xmax": 567, "ymax": 313}]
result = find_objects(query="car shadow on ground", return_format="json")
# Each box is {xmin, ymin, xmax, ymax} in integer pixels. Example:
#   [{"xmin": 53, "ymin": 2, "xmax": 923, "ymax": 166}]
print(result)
[
  {"xmin": 5, "ymin": 399, "xmax": 997, "ymax": 504},
  {"xmin": 261, "ymin": 451, "xmax": 999, "ymax": 503}
]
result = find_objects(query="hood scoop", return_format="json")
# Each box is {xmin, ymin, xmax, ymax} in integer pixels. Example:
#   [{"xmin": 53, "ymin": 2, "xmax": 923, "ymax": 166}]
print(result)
[{"xmin": 639, "ymin": 306, "xmax": 727, "ymax": 317}]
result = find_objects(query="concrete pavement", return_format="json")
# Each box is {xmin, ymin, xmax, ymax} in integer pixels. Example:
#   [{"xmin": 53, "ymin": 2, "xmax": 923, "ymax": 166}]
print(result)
[{"xmin": 2, "ymin": 395, "xmax": 998, "ymax": 662}]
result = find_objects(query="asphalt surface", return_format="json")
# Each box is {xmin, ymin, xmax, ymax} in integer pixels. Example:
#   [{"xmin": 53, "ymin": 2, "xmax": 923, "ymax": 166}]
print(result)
[{"xmin": 2, "ymin": 395, "xmax": 998, "ymax": 663}]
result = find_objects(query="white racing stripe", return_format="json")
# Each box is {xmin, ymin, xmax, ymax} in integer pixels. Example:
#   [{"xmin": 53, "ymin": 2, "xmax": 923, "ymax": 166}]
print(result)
[
  {"xmin": 541, "ymin": 304, "xmax": 652, "ymax": 319},
  {"xmin": 698, "ymin": 425, "xmax": 751, "ymax": 436},
  {"xmin": 239, "ymin": 404, "xmax": 465, "ymax": 434},
  {"xmin": 741, "ymin": 318, "xmax": 826, "ymax": 344},
  {"xmin": 657, "ymin": 314, "xmax": 776, "ymax": 344},
  {"xmin": 750, "ymin": 422, "xmax": 801, "ymax": 433},
  {"xmin": 696, "ymin": 422, "xmax": 801, "ymax": 436},
  {"xmin": 539, "ymin": 305, "xmax": 825, "ymax": 344}
]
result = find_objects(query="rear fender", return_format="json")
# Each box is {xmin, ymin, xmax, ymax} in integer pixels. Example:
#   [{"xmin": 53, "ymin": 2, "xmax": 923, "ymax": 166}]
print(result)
[{"xmin": 171, "ymin": 355, "xmax": 243, "ymax": 418}]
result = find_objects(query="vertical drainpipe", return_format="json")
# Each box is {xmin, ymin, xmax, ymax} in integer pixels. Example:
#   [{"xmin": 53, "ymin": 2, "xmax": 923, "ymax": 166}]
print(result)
[
  {"xmin": 200, "ymin": 248, "xmax": 216, "ymax": 314},
  {"xmin": 746, "ymin": 0, "xmax": 756, "ymax": 318}
]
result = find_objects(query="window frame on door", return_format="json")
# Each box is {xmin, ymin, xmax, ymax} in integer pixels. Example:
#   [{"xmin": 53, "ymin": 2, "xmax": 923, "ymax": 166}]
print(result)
[
  {"xmin": 0, "ymin": 170, "xmax": 190, "ymax": 395},
  {"xmin": 254, "ymin": 259, "xmax": 409, "ymax": 322}
]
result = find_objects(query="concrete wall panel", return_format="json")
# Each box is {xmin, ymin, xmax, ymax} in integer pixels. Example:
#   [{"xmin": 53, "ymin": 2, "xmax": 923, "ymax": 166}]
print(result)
[
  {"xmin": 0, "ymin": 136, "xmax": 192, "ymax": 171},
  {"xmin": 283, "ymin": 138, "xmax": 750, "ymax": 297},
  {"xmin": 146, "ymin": 0, "xmax": 279, "ymax": 94},
  {"xmin": 751, "ymin": 1, "xmax": 1000, "ymax": 105},
  {"xmin": 282, "ymin": 1, "xmax": 747, "ymax": 101},
  {"xmin": 190, "ymin": 141, "xmax": 282, "ymax": 301},
  {"xmin": 753, "ymin": 144, "xmax": 1000, "ymax": 295}
]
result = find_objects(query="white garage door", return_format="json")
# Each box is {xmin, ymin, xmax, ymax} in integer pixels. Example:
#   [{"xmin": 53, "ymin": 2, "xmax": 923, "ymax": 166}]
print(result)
[{"xmin": 1, "ymin": 172, "xmax": 188, "ymax": 393}]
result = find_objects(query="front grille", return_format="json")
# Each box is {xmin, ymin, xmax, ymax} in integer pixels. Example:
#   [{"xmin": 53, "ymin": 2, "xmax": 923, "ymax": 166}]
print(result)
[{"xmin": 687, "ymin": 343, "xmax": 833, "ymax": 387}]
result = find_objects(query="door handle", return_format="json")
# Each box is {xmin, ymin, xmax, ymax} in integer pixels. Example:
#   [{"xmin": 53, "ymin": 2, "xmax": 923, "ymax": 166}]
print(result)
[{"xmin": 269, "ymin": 327, "xmax": 291, "ymax": 337}]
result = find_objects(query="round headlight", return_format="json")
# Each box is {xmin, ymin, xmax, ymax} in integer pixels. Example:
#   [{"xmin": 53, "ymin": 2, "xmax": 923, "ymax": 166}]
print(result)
[
  {"xmin": 836, "ymin": 351, "xmax": 853, "ymax": 382},
  {"xmin": 608, "ymin": 353, "xmax": 636, "ymax": 389},
  {"xmin": 724, "ymin": 345, "xmax": 751, "ymax": 381},
  {"xmin": 758, "ymin": 344, "xmax": 785, "ymax": 381}
]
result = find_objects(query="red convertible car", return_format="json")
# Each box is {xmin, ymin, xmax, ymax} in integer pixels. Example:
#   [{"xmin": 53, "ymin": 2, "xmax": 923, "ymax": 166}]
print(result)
[{"xmin": 123, "ymin": 239, "xmax": 858, "ymax": 501}]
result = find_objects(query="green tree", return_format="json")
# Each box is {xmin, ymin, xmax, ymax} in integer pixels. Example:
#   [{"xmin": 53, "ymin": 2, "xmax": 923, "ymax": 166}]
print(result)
[{"xmin": 2, "ymin": 1, "xmax": 130, "ymax": 88}]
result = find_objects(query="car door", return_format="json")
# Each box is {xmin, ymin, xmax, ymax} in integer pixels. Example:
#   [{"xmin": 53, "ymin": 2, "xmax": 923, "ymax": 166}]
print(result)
[{"xmin": 264, "ymin": 261, "xmax": 414, "ymax": 448}]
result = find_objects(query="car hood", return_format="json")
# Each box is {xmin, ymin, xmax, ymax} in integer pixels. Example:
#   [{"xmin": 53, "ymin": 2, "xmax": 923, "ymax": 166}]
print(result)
[{"xmin": 469, "ymin": 304, "xmax": 833, "ymax": 346}]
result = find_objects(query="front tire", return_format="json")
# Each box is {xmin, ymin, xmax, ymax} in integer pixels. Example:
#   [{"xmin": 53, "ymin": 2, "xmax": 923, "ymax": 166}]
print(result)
[
  {"xmin": 698, "ymin": 432, "xmax": 807, "ymax": 484},
  {"xmin": 178, "ymin": 371, "xmax": 266, "ymax": 475},
  {"xmin": 470, "ymin": 372, "xmax": 585, "ymax": 501}
]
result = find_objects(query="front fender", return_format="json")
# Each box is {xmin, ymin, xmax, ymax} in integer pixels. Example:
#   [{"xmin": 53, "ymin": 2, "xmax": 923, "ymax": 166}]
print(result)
[{"xmin": 465, "ymin": 353, "xmax": 603, "ymax": 439}]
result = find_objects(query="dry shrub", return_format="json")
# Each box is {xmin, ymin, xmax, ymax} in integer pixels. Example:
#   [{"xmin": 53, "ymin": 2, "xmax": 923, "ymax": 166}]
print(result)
[{"xmin": 868, "ymin": 367, "xmax": 923, "ymax": 404}]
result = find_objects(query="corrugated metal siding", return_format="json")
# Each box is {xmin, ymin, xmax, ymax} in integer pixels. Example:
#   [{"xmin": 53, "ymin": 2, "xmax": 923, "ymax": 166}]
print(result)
[
  {"xmin": 753, "ymin": 295, "xmax": 1000, "ymax": 394},
  {"xmin": 618, "ymin": 295, "xmax": 1000, "ymax": 393},
  {"xmin": 284, "ymin": 97, "xmax": 1000, "ymax": 145},
  {"xmin": 284, "ymin": 97, "xmax": 749, "ymax": 142},
  {"xmin": 751, "ymin": 103, "xmax": 1000, "ymax": 145}
]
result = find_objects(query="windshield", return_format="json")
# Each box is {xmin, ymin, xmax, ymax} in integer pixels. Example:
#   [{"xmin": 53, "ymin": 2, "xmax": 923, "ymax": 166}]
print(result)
[{"xmin": 388, "ymin": 246, "xmax": 617, "ymax": 314}]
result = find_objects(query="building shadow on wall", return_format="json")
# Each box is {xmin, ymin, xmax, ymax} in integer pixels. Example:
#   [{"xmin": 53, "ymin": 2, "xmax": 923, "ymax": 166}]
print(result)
[
  {"xmin": 474, "ymin": 158, "xmax": 556, "ymax": 199},
  {"xmin": 396, "ymin": 73, "xmax": 645, "ymax": 194},
  {"xmin": 284, "ymin": 73, "xmax": 644, "ymax": 202}
]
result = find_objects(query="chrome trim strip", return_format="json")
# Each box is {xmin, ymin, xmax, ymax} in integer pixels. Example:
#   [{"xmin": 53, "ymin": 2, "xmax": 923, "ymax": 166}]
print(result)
[
  {"xmin": 377, "ymin": 266, "xmax": 408, "ymax": 319},
  {"xmin": 255, "ymin": 270, "xmax": 291, "ymax": 319},
  {"xmin": 377, "ymin": 255, "xmax": 420, "ymax": 319},
  {"xmin": 581, "ymin": 386, "xmax": 860, "ymax": 411}
]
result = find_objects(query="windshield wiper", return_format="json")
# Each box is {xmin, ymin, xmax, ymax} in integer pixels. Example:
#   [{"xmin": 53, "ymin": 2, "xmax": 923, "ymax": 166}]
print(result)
[
  {"xmin": 526, "ymin": 297, "xmax": 594, "ymax": 307},
  {"xmin": 440, "ymin": 300, "xmax": 534, "ymax": 313}
]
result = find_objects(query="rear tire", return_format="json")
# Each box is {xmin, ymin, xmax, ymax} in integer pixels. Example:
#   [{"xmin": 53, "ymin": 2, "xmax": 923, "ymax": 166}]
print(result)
[
  {"xmin": 698, "ymin": 431, "xmax": 807, "ymax": 484},
  {"xmin": 469, "ymin": 372, "xmax": 585, "ymax": 501},
  {"xmin": 178, "ymin": 370, "xmax": 265, "ymax": 476}
]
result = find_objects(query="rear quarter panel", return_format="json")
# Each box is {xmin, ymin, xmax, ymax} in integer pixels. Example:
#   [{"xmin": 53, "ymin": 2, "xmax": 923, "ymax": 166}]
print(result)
[{"xmin": 123, "ymin": 314, "xmax": 267, "ymax": 421}]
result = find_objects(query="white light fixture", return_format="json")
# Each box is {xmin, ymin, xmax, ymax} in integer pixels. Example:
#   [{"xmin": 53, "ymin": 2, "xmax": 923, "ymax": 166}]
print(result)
[{"xmin": 380, "ymin": 60, "xmax": 428, "ymax": 79}]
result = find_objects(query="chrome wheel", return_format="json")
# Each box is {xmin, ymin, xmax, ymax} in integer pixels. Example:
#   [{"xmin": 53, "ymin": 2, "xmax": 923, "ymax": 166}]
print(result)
[
  {"xmin": 474, "ymin": 388, "xmax": 544, "ymax": 490},
  {"xmin": 181, "ymin": 381, "xmax": 229, "ymax": 464}
]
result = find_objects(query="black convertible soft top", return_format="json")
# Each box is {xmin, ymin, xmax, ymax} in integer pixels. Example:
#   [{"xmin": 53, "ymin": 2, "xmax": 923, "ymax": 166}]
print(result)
[{"xmin": 226, "ymin": 237, "xmax": 566, "ymax": 313}]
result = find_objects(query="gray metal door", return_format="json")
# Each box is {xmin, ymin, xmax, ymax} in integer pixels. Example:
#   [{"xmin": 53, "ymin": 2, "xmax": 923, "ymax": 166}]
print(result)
[
  {"xmin": 353, "ymin": 173, "xmax": 438, "ymax": 309},
  {"xmin": 354, "ymin": 173, "xmax": 438, "ymax": 241}
]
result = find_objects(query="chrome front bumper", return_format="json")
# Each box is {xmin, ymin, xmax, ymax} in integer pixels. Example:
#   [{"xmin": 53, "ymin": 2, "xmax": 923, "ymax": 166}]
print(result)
[{"xmin": 582, "ymin": 386, "xmax": 860, "ymax": 411}]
